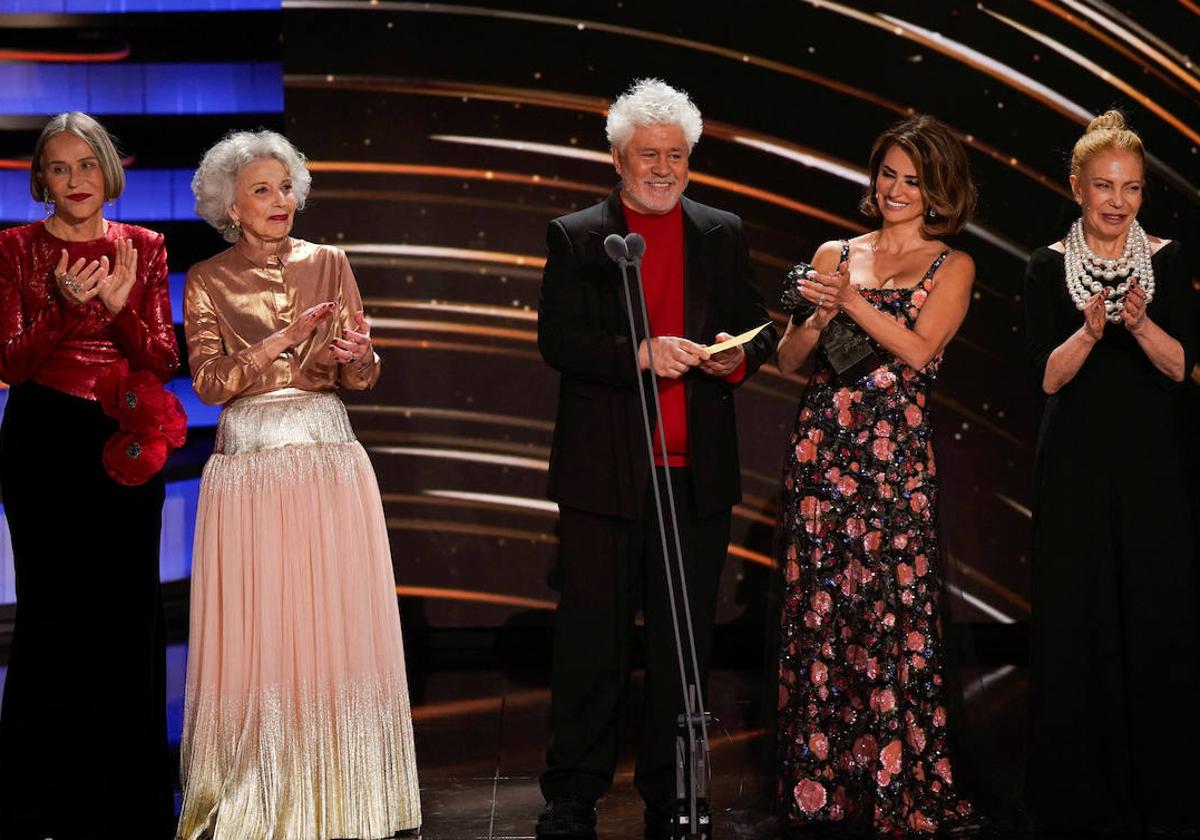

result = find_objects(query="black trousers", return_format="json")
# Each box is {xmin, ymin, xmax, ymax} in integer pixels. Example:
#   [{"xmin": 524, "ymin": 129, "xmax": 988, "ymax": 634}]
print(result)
[
  {"xmin": 541, "ymin": 467, "xmax": 730, "ymax": 808},
  {"xmin": 0, "ymin": 382, "xmax": 174, "ymax": 840}
]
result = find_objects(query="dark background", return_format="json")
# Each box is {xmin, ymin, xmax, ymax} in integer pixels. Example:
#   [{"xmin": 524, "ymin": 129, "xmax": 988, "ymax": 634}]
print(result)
[{"xmin": 1, "ymin": 0, "xmax": 1198, "ymax": 645}]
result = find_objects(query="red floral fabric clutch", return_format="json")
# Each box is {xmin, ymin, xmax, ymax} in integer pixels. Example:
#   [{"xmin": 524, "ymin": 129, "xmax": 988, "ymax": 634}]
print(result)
[{"xmin": 95, "ymin": 364, "xmax": 188, "ymax": 486}]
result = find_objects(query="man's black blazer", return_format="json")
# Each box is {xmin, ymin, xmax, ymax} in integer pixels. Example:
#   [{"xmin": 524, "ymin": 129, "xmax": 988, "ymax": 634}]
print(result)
[{"xmin": 537, "ymin": 189, "xmax": 778, "ymax": 520}]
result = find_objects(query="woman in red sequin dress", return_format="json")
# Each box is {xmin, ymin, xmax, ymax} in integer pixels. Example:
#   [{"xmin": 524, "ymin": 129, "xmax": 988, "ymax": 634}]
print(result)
[
  {"xmin": 774, "ymin": 116, "xmax": 979, "ymax": 837},
  {"xmin": 0, "ymin": 113, "xmax": 179, "ymax": 840}
]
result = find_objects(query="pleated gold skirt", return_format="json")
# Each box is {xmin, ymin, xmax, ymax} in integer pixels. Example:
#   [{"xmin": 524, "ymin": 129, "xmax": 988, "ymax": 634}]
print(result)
[{"xmin": 177, "ymin": 388, "xmax": 421, "ymax": 840}]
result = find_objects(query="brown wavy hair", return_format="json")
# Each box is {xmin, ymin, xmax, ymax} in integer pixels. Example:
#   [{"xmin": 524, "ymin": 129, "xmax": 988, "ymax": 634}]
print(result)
[{"xmin": 859, "ymin": 114, "xmax": 977, "ymax": 238}]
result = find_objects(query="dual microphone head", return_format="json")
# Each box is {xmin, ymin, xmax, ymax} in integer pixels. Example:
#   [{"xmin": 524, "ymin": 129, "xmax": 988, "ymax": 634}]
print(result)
[{"xmin": 604, "ymin": 232, "xmax": 647, "ymax": 265}]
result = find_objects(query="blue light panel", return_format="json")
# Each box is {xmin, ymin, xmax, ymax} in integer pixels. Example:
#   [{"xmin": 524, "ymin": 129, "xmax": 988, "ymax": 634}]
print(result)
[
  {"xmin": 0, "ymin": 169, "xmax": 198, "ymax": 222},
  {"xmin": 0, "ymin": 0, "xmax": 278, "ymax": 11},
  {"xmin": 0, "ymin": 63, "xmax": 283, "ymax": 115}
]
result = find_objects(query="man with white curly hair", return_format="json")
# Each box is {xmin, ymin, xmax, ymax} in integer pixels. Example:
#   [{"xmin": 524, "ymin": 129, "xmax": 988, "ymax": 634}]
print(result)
[{"xmin": 536, "ymin": 78, "xmax": 777, "ymax": 840}]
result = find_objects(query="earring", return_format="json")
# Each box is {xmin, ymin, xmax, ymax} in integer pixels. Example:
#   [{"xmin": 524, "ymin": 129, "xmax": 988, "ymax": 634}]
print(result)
[
  {"xmin": 926, "ymin": 207, "xmax": 937, "ymax": 220},
  {"xmin": 43, "ymin": 188, "xmax": 52, "ymax": 214},
  {"xmin": 226, "ymin": 220, "xmax": 241, "ymax": 239}
]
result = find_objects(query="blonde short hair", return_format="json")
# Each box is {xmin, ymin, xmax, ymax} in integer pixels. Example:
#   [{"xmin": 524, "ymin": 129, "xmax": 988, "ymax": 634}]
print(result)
[
  {"xmin": 30, "ymin": 112, "xmax": 126, "ymax": 202},
  {"xmin": 1070, "ymin": 109, "xmax": 1145, "ymax": 177}
]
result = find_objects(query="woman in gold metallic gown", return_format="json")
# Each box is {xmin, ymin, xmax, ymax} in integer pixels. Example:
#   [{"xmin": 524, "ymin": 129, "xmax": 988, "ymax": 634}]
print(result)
[{"xmin": 176, "ymin": 130, "xmax": 420, "ymax": 840}]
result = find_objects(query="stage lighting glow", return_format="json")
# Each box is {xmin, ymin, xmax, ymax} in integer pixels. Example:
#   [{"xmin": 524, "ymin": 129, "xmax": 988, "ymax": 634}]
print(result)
[
  {"xmin": 339, "ymin": 242, "xmax": 546, "ymax": 269},
  {"xmin": 370, "ymin": 446, "xmax": 550, "ymax": 472},
  {"xmin": 422, "ymin": 490, "xmax": 559, "ymax": 514},
  {"xmin": 1057, "ymin": 0, "xmax": 1200, "ymax": 94},
  {"xmin": 981, "ymin": 5, "xmax": 1200, "ymax": 146}
]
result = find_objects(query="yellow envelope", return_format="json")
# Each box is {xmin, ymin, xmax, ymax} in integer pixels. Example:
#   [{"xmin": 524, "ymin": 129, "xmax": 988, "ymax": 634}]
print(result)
[{"xmin": 704, "ymin": 322, "xmax": 771, "ymax": 354}]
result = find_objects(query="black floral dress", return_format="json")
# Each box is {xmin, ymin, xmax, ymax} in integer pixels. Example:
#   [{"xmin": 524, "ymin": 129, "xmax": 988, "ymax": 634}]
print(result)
[{"xmin": 776, "ymin": 242, "xmax": 973, "ymax": 836}]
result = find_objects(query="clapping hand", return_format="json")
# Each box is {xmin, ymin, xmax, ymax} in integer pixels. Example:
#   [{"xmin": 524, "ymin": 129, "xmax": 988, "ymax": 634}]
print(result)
[
  {"xmin": 97, "ymin": 237, "xmax": 138, "ymax": 315},
  {"xmin": 795, "ymin": 259, "xmax": 849, "ymax": 329},
  {"xmin": 284, "ymin": 301, "xmax": 337, "ymax": 347},
  {"xmin": 53, "ymin": 249, "xmax": 106, "ymax": 307},
  {"xmin": 1120, "ymin": 281, "xmax": 1148, "ymax": 335},
  {"xmin": 330, "ymin": 310, "xmax": 373, "ymax": 366},
  {"xmin": 1083, "ymin": 292, "xmax": 1106, "ymax": 341}
]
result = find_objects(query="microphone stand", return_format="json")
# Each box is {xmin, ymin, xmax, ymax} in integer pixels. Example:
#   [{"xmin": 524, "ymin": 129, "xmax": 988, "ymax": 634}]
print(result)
[{"xmin": 605, "ymin": 233, "xmax": 711, "ymax": 840}]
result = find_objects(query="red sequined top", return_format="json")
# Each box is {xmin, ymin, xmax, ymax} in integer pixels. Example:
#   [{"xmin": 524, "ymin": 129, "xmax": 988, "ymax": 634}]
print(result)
[{"xmin": 0, "ymin": 221, "xmax": 180, "ymax": 400}]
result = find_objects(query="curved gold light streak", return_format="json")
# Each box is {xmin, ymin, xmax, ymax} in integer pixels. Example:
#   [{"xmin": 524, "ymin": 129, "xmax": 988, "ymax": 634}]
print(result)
[
  {"xmin": 796, "ymin": 1, "xmax": 1090, "ymax": 121},
  {"xmin": 371, "ymin": 445, "xmax": 550, "ymax": 471},
  {"xmin": 340, "ymin": 241, "xmax": 546, "ymax": 269},
  {"xmin": 732, "ymin": 504, "xmax": 776, "ymax": 528},
  {"xmin": 427, "ymin": 134, "xmax": 863, "ymax": 231},
  {"xmin": 1022, "ymin": 0, "xmax": 1196, "ymax": 96},
  {"xmin": 370, "ymin": 316, "xmax": 537, "ymax": 343},
  {"xmin": 351, "ymin": 254, "xmax": 544, "ymax": 282},
  {"xmin": 412, "ymin": 687, "xmax": 550, "ymax": 722},
  {"xmin": 727, "ymin": 544, "xmax": 775, "ymax": 569},
  {"xmin": 383, "ymin": 491, "xmax": 555, "ymax": 518},
  {"xmin": 317, "ymin": 160, "xmax": 864, "ymax": 231},
  {"xmin": 0, "ymin": 47, "xmax": 131, "ymax": 62},
  {"xmin": 288, "ymin": 75, "xmax": 1069, "ymax": 199},
  {"xmin": 387, "ymin": 517, "xmax": 557, "ymax": 544},
  {"xmin": 387, "ymin": 489, "xmax": 1025, "ymax": 616},
  {"xmin": 359, "ymin": 431, "xmax": 549, "ymax": 459},
  {"xmin": 365, "ymin": 299, "xmax": 537, "ymax": 322},
  {"xmin": 310, "ymin": 187, "xmax": 571, "ymax": 218},
  {"xmin": 369, "ymin": 320, "xmax": 1022, "ymax": 447},
  {"xmin": 389, "ymin": 495, "xmax": 775, "ymax": 567},
  {"xmin": 307, "ymin": 160, "xmax": 607, "ymax": 196},
  {"xmin": 422, "ymin": 489, "xmax": 559, "ymax": 513},
  {"xmin": 389, "ymin": 488, "xmax": 776, "ymax": 531},
  {"xmin": 981, "ymin": 5, "xmax": 1200, "ymax": 147},
  {"xmin": 430, "ymin": 133, "xmax": 1028, "ymax": 259},
  {"xmin": 394, "ymin": 583, "xmax": 556, "ymax": 611},
  {"xmin": 347, "ymin": 404, "xmax": 554, "ymax": 433},
  {"xmin": 1179, "ymin": 0, "xmax": 1200, "ymax": 17},
  {"xmin": 372, "ymin": 336, "xmax": 542, "ymax": 361},
  {"xmin": 1056, "ymin": 0, "xmax": 1200, "ymax": 92},
  {"xmin": 953, "ymin": 559, "xmax": 1031, "ymax": 613}
]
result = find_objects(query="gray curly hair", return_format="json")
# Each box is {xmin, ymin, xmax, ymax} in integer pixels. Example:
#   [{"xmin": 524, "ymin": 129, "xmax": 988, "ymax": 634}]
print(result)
[
  {"xmin": 192, "ymin": 129, "xmax": 312, "ymax": 242},
  {"xmin": 605, "ymin": 78, "xmax": 703, "ymax": 153}
]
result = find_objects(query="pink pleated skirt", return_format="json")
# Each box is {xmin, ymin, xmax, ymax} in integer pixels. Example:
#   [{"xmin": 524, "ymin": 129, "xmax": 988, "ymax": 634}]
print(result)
[{"xmin": 178, "ymin": 388, "xmax": 420, "ymax": 840}]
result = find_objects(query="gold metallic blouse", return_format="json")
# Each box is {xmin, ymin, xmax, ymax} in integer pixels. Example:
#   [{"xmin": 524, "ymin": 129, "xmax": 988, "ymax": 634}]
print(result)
[{"xmin": 183, "ymin": 237, "xmax": 380, "ymax": 406}]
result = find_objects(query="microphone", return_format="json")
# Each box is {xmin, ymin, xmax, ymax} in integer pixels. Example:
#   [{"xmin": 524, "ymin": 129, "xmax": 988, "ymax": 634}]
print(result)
[
  {"xmin": 604, "ymin": 233, "xmax": 630, "ymax": 264},
  {"xmin": 624, "ymin": 232, "xmax": 646, "ymax": 261}
]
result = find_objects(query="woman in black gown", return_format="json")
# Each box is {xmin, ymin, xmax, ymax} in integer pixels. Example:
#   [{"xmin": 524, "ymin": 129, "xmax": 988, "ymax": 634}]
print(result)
[
  {"xmin": 0, "ymin": 113, "xmax": 180, "ymax": 839},
  {"xmin": 1024, "ymin": 110, "xmax": 1200, "ymax": 836}
]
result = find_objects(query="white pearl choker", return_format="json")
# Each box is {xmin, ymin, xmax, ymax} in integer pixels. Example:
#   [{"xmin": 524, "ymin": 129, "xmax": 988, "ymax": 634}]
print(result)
[{"xmin": 1063, "ymin": 218, "xmax": 1155, "ymax": 323}]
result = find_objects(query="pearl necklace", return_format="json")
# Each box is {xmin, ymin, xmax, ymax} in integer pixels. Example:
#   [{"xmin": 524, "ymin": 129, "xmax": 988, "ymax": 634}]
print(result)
[{"xmin": 1063, "ymin": 219, "xmax": 1155, "ymax": 323}]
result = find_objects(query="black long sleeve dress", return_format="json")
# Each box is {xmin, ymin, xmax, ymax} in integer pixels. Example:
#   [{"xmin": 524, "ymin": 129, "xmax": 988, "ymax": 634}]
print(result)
[{"xmin": 1023, "ymin": 240, "xmax": 1200, "ymax": 835}]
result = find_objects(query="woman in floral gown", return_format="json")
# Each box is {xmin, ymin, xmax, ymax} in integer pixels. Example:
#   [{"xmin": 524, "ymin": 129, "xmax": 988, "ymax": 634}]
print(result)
[{"xmin": 774, "ymin": 116, "xmax": 979, "ymax": 837}]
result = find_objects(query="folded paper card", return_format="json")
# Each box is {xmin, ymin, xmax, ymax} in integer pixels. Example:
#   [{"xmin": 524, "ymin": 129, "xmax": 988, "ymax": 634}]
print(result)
[{"xmin": 704, "ymin": 322, "xmax": 771, "ymax": 354}]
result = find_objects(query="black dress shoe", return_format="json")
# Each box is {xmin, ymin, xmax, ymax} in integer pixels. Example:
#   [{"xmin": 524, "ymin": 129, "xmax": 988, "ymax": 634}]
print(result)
[{"xmin": 535, "ymin": 795, "xmax": 598, "ymax": 839}]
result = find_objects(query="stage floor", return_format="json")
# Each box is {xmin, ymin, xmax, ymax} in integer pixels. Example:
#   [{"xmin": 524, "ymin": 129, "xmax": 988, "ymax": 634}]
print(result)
[{"xmin": 0, "ymin": 658, "xmax": 1132, "ymax": 838}]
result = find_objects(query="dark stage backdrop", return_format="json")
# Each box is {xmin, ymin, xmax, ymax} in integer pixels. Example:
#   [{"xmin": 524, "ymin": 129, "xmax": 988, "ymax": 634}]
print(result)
[
  {"xmin": 281, "ymin": 1, "xmax": 1200, "ymax": 630},
  {"xmin": 0, "ymin": 1, "xmax": 1197, "ymax": 638}
]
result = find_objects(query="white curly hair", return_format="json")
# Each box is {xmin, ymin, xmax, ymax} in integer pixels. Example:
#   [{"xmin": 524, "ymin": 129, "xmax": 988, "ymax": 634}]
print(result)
[
  {"xmin": 192, "ymin": 129, "xmax": 312, "ymax": 242},
  {"xmin": 605, "ymin": 78, "xmax": 703, "ymax": 153}
]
